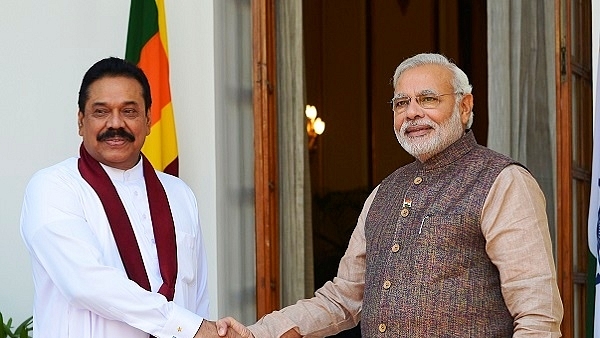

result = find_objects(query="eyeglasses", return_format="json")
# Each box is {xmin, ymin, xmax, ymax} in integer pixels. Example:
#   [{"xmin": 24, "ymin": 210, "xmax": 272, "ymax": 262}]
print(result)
[{"xmin": 390, "ymin": 92, "xmax": 461, "ymax": 114}]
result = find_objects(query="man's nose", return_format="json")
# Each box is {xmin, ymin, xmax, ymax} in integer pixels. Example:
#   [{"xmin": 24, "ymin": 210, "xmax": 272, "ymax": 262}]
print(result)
[
  {"xmin": 404, "ymin": 99, "xmax": 424, "ymax": 119},
  {"xmin": 106, "ymin": 111, "xmax": 126, "ymax": 128}
]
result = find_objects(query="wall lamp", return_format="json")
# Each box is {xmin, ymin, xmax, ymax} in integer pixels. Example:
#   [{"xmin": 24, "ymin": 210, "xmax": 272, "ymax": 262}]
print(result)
[{"xmin": 305, "ymin": 104, "xmax": 325, "ymax": 150}]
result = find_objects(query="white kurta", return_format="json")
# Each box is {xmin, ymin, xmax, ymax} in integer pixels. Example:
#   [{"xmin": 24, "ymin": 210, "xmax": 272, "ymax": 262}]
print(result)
[{"xmin": 20, "ymin": 157, "xmax": 210, "ymax": 338}]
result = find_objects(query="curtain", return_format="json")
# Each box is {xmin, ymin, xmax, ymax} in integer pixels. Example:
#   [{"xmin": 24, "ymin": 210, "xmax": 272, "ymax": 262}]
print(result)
[
  {"xmin": 487, "ymin": 0, "xmax": 557, "ymax": 243},
  {"xmin": 276, "ymin": 0, "xmax": 315, "ymax": 306}
]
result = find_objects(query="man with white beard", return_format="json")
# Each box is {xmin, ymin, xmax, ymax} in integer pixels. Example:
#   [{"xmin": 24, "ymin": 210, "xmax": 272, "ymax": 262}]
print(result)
[{"xmin": 218, "ymin": 53, "xmax": 563, "ymax": 337}]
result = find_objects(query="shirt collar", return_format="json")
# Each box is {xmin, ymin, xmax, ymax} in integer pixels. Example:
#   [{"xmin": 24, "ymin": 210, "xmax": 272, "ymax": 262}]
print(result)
[{"xmin": 100, "ymin": 158, "xmax": 144, "ymax": 182}]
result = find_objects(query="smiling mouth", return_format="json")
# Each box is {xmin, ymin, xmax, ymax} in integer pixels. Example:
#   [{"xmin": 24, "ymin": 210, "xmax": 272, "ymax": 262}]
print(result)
[
  {"xmin": 104, "ymin": 137, "xmax": 129, "ymax": 146},
  {"xmin": 405, "ymin": 124, "xmax": 433, "ymax": 137}
]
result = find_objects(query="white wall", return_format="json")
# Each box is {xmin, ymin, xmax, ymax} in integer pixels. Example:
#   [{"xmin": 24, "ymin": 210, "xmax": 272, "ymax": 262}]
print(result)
[{"xmin": 0, "ymin": 0, "xmax": 255, "ymax": 324}]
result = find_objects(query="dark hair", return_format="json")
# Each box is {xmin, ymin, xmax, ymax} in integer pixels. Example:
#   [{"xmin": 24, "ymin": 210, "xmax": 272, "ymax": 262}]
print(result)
[{"xmin": 77, "ymin": 57, "xmax": 152, "ymax": 113}]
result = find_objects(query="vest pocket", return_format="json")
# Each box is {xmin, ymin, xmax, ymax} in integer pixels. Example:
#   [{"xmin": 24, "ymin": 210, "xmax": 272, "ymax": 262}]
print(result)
[{"xmin": 415, "ymin": 214, "xmax": 485, "ymax": 279}]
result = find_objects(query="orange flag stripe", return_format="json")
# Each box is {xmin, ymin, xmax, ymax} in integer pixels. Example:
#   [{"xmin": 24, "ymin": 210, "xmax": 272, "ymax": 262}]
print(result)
[{"xmin": 138, "ymin": 33, "xmax": 171, "ymax": 127}]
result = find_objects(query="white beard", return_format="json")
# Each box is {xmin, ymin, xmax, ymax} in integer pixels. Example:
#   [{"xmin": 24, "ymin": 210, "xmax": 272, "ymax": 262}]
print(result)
[{"xmin": 395, "ymin": 106, "xmax": 465, "ymax": 162}]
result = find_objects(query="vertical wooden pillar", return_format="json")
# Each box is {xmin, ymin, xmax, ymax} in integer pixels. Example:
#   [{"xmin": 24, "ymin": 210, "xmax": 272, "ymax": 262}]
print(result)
[
  {"xmin": 252, "ymin": 0, "xmax": 280, "ymax": 318},
  {"xmin": 555, "ymin": 0, "xmax": 573, "ymax": 335}
]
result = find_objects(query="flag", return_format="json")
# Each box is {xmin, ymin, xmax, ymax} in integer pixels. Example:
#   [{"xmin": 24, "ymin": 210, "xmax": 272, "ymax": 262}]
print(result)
[
  {"xmin": 588, "ymin": 37, "xmax": 600, "ymax": 338},
  {"xmin": 125, "ymin": 0, "xmax": 178, "ymax": 176}
]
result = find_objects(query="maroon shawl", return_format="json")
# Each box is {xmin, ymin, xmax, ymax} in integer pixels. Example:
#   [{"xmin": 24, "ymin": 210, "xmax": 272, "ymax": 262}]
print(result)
[{"xmin": 78, "ymin": 144, "xmax": 177, "ymax": 301}]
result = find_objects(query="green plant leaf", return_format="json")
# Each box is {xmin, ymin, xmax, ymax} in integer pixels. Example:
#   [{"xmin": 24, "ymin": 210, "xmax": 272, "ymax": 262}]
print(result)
[
  {"xmin": 14, "ymin": 316, "xmax": 32, "ymax": 338},
  {"xmin": 0, "ymin": 313, "xmax": 32, "ymax": 338}
]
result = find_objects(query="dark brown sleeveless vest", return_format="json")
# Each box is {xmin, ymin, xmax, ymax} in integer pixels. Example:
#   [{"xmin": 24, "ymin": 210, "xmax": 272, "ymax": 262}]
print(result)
[{"xmin": 362, "ymin": 131, "xmax": 519, "ymax": 337}]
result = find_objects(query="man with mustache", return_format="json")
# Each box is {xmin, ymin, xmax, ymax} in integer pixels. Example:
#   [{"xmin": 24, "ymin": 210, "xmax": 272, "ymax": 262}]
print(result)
[
  {"xmin": 20, "ymin": 57, "xmax": 241, "ymax": 338},
  {"xmin": 217, "ymin": 53, "xmax": 563, "ymax": 337}
]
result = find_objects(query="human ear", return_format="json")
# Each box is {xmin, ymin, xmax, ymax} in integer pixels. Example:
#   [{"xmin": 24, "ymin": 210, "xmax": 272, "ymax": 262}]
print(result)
[
  {"xmin": 77, "ymin": 111, "xmax": 84, "ymax": 136},
  {"xmin": 459, "ymin": 94, "xmax": 474, "ymax": 125}
]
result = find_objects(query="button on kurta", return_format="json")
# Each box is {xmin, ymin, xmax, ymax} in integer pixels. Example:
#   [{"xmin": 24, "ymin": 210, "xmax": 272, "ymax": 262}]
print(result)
[
  {"xmin": 391, "ymin": 243, "xmax": 400, "ymax": 252},
  {"xmin": 401, "ymin": 208, "xmax": 409, "ymax": 217},
  {"xmin": 414, "ymin": 176, "xmax": 423, "ymax": 185},
  {"xmin": 379, "ymin": 323, "xmax": 387, "ymax": 332},
  {"xmin": 383, "ymin": 280, "xmax": 391, "ymax": 289}
]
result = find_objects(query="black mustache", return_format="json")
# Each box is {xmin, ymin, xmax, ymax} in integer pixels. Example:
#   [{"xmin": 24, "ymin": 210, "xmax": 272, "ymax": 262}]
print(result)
[{"xmin": 97, "ymin": 128, "xmax": 135, "ymax": 142}]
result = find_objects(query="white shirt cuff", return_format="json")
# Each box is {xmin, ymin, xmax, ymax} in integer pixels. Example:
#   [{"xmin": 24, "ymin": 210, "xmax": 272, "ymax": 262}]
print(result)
[{"xmin": 155, "ymin": 304, "xmax": 204, "ymax": 338}]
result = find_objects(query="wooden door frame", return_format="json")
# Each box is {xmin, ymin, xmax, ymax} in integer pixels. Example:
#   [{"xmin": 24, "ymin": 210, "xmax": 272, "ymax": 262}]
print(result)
[
  {"xmin": 555, "ymin": 0, "xmax": 573, "ymax": 334},
  {"xmin": 556, "ymin": 0, "xmax": 594, "ymax": 336},
  {"xmin": 252, "ymin": 0, "xmax": 280, "ymax": 318}
]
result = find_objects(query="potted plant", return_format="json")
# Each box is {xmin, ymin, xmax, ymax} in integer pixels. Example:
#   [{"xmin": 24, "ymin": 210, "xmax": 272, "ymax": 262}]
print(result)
[{"xmin": 0, "ymin": 312, "xmax": 32, "ymax": 338}]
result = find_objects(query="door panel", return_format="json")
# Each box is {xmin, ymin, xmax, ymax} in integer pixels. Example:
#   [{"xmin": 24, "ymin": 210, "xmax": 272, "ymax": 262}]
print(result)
[{"xmin": 556, "ymin": 0, "xmax": 593, "ymax": 336}]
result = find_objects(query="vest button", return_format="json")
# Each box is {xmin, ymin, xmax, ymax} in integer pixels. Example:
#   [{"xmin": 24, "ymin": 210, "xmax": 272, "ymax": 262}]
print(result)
[
  {"xmin": 414, "ymin": 176, "xmax": 423, "ymax": 185},
  {"xmin": 391, "ymin": 243, "xmax": 400, "ymax": 252},
  {"xmin": 383, "ymin": 280, "xmax": 391, "ymax": 289},
  {"xmin": 379, "ymin": 323, "xmax": 386, "ymax": 332},
  {"xmin": 401, "ymin": 208, "xmax": 409, "ymax": 217}
]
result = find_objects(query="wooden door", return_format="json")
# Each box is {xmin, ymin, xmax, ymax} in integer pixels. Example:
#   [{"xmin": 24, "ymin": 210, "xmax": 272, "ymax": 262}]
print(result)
[
  {"xmin": 252, "ymin": 0, "xmax": 280, "ymax": 318},
  {"xmin": 555, "ymin": 0, "xmax": 593, "ymax": 336}
]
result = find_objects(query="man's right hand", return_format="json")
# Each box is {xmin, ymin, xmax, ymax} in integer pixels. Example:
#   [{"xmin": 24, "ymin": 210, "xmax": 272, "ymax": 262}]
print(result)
[
  {"xmin": 215, "ymin": 317, "xmax": 254, "ymax": 338},
  {"xmin": 195, "ymin": 319, "xmax": 246, "ymax": 338},
  {"xmin": 216, "ymin": 317, "xmax": 302, "ymax": 338}
]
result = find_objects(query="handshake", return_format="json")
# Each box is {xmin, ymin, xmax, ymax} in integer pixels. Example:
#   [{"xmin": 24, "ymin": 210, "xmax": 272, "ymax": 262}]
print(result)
[
  {"xmin": 193, "ymin": 317, "xmax": 252, "ymax": 338},
  {"xmin": 194, "ymin": 317, "xmax": 301, "ymax": 338}
]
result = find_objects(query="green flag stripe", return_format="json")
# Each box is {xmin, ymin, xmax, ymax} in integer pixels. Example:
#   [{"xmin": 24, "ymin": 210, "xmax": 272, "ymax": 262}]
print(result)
[{"xmin": 125, "ymin": 0, "xmax": 159, "ymax": 64}]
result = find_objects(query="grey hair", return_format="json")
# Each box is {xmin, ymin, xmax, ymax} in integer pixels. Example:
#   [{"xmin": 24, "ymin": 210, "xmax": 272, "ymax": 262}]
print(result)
[
  {"xmin": 392, "ymin": 53, "xmax": 472, "ymax": 94},
  {"xmin": 392, "ymin": 53, "xmax": 474, "ymax": 128}
]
